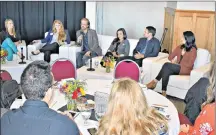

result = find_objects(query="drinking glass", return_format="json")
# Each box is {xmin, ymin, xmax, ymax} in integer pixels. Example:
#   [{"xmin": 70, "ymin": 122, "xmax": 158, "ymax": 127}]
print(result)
[
  {"xmin": 94, "ymin": 91, "xmax": 109, "ymax": 121},
  {"xmin": 94, "ymin": 60, "xmax": 99, "ymax": 68},
  {"xmin": 80, "ymin": 107, "xmax": 92, "ymax": 126}
]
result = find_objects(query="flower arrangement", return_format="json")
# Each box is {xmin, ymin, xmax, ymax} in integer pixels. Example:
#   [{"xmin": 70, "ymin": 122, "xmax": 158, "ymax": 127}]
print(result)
[
  {"xmin": 0, "ymin": 49, "xmax": 8, "ymax": 64},
  {"xmin": 101, "ymin": 56, "xmax": 115, "ymax": 73},
  {"xmin": 58, "ymin": 78, "xmax": 87, "ymax": 110}
]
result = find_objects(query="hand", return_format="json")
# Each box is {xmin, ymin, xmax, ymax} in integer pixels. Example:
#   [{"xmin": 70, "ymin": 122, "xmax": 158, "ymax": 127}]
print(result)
[
  {"xmin": 181, "ymin": 49, "xmax": 186, "ymax": 56},
  {"xmin": 171, "ymin": 56, "xmax": 178, "ymax": 64},
  {"xmin": 112, "ymin": 52, "xmax": 118, "ymax": 57},
  {"xmin": 57, "ymin": 111, "xmax": 73, "ymax": 120},
  {"xmin": 85, "ymin": 51, "xmax": 91, "ymax": 57},
  {"xmin": 134, "ymin": 52, "xmax": 144, "ymax": 59},
  {"xmin": 77, "ymin": 35, "xmax": 83, "ymax": 43},
  {"xmin": 180, "ymin": 124, "xmax": 190, "ymax": 133},
  {"xmin": 14, "ymin": 41, "xmax": 20, "ymax": 46}
]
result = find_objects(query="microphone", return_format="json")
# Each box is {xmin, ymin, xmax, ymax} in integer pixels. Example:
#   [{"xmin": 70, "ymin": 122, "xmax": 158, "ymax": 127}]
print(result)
[
  {"xmin": 19, "ymin": 47, "xmax": 26, "ymax": 64},
  {"xmin": 87, "ymin": 51, "xmax": 95, "ymax": 71}
]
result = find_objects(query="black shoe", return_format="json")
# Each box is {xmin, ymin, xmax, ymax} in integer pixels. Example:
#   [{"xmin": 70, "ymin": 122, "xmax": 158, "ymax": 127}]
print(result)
[{"xmin": 31, "ymin": 51, "xmax": 39, "ymax": 55}]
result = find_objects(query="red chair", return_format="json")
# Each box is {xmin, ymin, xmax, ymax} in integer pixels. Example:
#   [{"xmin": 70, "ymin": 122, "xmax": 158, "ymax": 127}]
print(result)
[
  {"xmin": 178, "ymin": 113, "xmax": 193, "ymax": 126},
  {"xmin": 114, "ymin": 59, "xmax": 140, "ymax": 82},
  {"xmin": 51, "ymin": 58, "xmax": 76, "ymax": 81},
  {"xmin": 0, "ymin": 70, "xmax": 12, "ymax": 81}
]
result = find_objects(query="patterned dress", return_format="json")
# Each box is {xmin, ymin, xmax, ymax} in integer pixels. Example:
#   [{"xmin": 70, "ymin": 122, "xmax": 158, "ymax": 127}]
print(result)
[{"xmin": 179, "ymin": 103, "xmax": 215, "ymax": 135}]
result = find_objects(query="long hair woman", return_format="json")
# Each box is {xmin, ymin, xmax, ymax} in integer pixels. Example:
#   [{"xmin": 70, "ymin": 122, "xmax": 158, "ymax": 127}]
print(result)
[
  {"xmin": 97, "ymin": 78, "xmax": 168, "ymax": 135},
  {"xmin": 179, "ymin": 61, "xmax": 215, "ymax": 135},
  {"xmin": 146, "ymin": 31, "xmax": 197, "ymax": 97},
  {"xmin": 31, "ymin": 20, "xmax": 70, "ymax": 63},
  {"xmin": 1, "ymin": 19, "xmax": 24, "ymax": 61}
]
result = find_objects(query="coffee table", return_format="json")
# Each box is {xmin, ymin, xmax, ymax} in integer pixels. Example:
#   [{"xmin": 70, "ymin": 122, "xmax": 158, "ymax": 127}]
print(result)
[
  {"xmin": 1, "ymin": 60, "xmax": 32, "ymax": 83},
  {"xmin": 77, "ymin": 56, "xmax": 115, "ymax": 80}
]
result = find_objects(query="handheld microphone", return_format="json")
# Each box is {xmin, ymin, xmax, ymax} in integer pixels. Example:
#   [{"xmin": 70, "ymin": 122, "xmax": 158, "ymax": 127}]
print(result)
[
  {"xmin": 87, "ymin": 51, "xmax": 95, "ymax": 71},
  {"xmin": 19, "ymin": 47, "xmax": 26, "ymax": 64}
]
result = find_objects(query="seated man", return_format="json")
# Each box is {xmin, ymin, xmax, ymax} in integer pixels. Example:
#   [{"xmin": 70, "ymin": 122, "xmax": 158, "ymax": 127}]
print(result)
[
  {"xmin": 1, "ymin": 61, "xmax": 80, "ymax": 135},
  {"xmin": 76, "ymin": 18, "xmax": 102, "ymax": 68},
  {"xmin": 117, "ymin": 26, "xmax": 160, "ymax": 67}
]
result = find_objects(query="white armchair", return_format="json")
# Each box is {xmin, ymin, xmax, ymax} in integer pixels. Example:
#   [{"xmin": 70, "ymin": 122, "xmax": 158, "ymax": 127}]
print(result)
[
  {"xmin": 27, "ymin": 32, "xmax": 71, "ymax": 63},
  {"xmin": 146, "ymin": 48, "xmax": 212, "ymax": 99}
]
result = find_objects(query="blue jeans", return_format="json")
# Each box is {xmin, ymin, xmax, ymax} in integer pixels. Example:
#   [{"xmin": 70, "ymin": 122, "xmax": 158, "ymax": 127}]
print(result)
[
  {"xmin": 76, "ymin": 51, "xmax": 98, "ymax": 68},
  {"xmin": 1, "ymin": 38, "xmax": 18, "ymax": 61}
]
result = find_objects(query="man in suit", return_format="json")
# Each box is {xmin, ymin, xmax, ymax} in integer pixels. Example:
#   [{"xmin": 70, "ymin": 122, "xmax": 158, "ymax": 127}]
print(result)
[
  {"xmin": 1, "ymin": 61, "xmax": 81, "ymax": 135},
  {"xmin": 76, "ymin": 18, "xmax": 102, "ymax": 68},
  {"xmin": 117, "ymin": 26, "xmax": 160, "ymax": 67}
]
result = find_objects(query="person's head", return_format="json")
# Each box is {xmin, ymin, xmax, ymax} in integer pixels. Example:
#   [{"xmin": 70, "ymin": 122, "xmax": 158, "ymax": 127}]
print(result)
[
  {"xmin": 21, "ymin": 61, "xmax": 54, "ymax": 105},
  {"xmin": 181, "ymin": 31, "xmax": 197, "ymax": 51},
  {"xmin": 52, "ymin": 20, "xmax": 66, "ymax": 42},
  {"xmin": 5, "ymin": 19, "xmax": 16, "ymax": 37},
  {"xmin": 144, "ymin": 26, "xmax": 156, "ymax": 38},
  {"xmin": 116, "ymin": 28, "xmax": 127, "ymax": 41},
  {"xmin": 80, "ymin": 18, "xmax": 90, "ymax": 31},
  {"xmin": 202, "ymin": 61, "xmax": 215, "ymax": 108},
  {"xmin": 97, "ymin": 78, "xmax": 168, "ymax": 135}
]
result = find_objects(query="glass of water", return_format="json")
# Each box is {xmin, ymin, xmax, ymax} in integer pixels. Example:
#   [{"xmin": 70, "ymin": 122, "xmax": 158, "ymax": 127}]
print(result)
[
  {"xmin": 80, "ymin": 108, "xmax": 92, "ymax": 126},
  {"xmin": 95, "ymin": 104, "xmax": 106, "ymax": 121},
  {"xmin": 95, "ymin": 60, "xmax": 99, "ymax": 68}
]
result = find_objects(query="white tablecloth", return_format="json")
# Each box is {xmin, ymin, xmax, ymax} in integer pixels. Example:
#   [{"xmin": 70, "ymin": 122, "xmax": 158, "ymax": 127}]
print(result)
[
  {"xmin": 1, "ymin": 60, "xmax": 32, "ymax": 83},
  {"xmin": 11, "ymin": 79, "xmax": 180, "ymax": 135}
]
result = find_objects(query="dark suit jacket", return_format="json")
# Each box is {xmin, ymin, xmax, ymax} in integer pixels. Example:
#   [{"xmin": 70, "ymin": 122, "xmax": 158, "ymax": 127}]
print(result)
[
  {"xmin": 1, "ymin": 100, "xmax": 79, "ymax": 135},
  {"xmin": 133, "ymin": 37, "xmax": 160, "ymax": 58},
  {"xmin": 41, "ymin": 29, "xmax": 71, "ymax": 44},
  {"xmin": 76, "ymin": 29, "xmax": 102, "ymax": 56}
]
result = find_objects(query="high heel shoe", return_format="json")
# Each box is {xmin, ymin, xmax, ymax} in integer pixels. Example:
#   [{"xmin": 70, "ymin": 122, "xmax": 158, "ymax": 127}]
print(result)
[
  {"xmin": 31, "ymin": 51, "xmax": 39, "ymax": 55},
  {"xmin": 146, "ymin": 80, "xmax": 157, "ymax": 89}
]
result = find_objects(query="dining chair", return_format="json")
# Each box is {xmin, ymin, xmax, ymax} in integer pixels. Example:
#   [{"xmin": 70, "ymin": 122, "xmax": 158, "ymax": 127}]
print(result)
[{"xmin": 0, "ymin": 70, "xmax": 12, "ymax": 81}]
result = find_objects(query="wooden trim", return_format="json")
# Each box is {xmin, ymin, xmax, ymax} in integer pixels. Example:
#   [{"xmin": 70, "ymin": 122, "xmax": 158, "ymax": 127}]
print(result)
[{"xmin": 175, "ymin": 9, "xmax": 215, "ymax": 14}]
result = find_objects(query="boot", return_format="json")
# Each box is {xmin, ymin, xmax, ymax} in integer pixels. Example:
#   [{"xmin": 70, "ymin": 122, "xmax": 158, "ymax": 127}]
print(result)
[
  {"xmin": 146, "ymin": 80, "xmax": 157, "ymax": 89},
  {"xmin": 162, "ymin": 91, "xmax": 167, "ymax": 97}
]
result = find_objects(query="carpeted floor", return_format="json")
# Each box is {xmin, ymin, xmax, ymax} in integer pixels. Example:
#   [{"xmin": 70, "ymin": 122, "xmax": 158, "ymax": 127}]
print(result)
[{"xmin": 167, "ymin": 96, "xmax": 186, "ymax": 113}]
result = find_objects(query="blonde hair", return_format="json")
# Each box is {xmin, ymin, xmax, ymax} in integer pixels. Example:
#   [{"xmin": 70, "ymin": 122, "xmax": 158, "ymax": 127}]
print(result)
[
  {"xmin": 97, "ymin": 78, "xmax": 168, "ymax": 135},
  {"xmin": 202, "ymin": 61, "xmax": 215, "ymax": 108},
  {"xmin": 5, "ymin": 19, "xmax": 16, "ymax": 37},
  {"xmin": 52, "ymin": 20, "xmax": 66, "ymax": 43}
]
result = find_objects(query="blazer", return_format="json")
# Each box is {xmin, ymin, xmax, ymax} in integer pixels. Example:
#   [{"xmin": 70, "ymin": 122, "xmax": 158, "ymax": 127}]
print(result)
[
  {"xmin": 41, "ymin": 29, "xmax": 71, "ymax": 44},
  {"xmin": 133, "ymin": 37, "xmax": 160, "ymax": 58},
  {"xmin": 1, "ymin": 100, "xmax": 79, "ymax": 135},
  {"xmin": 108, "ymin": 39, "xmax": 130, "ymax": 56},
  {"xmin": 168, "ymin": 45, "xmax": 197, "ymax": 75},
  {"xmin": 76, "ymin": 29, "xmax": 102, "ymax": 56}
]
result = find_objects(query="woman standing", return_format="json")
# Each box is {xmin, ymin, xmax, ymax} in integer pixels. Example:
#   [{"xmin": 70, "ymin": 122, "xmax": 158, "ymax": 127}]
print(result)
[
  {"xmin": 31, "ymin": 20, "xmax": 70, "ymax": 62},
  {"xmin": 146, "ymin": 31, "xmax": 197, "ymax": 97},
  {"xmin": 1, "ymin": 19, "xmax": 24, "ymax": 61}
]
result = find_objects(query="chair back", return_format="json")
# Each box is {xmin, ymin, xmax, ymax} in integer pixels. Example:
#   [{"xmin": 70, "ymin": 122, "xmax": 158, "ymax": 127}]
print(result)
[
  {"xmin": 0, "ymin": 70, "xmax": 12, "ymax": 81},
  {"xmin": 114, "ymin": 59, "xmax": 140, "ymax": 82},
  {"xmin": 51, "ymin": 58, "xmax": 76, "ymax": 81}
]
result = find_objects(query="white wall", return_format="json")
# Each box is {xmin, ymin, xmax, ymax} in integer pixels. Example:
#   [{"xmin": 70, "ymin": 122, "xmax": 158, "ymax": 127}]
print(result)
[
  {"xmin": 99, "ymin": 2, "xmax": 167, "ymax": 40},
  {"xmin": 166, "ymin": 2, "xmax": 177, "ymax": 9},
  {"xmin": 86, "ymin": 2, "xmax": 96, "ymax": 30},
  {"xmin": 177, "ymin": 2, "xmax": 215, "ymax": 11}
]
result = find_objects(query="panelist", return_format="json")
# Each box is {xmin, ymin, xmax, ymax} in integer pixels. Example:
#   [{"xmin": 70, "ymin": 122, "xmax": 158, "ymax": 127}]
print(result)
[
  {"xmin": 76, "ymin": 18, "xmax": 102, "ymax": 68},
  {"xmin": 31, "ymin": 20, "xmax": 70, "ymax": 63},
  {"xmin": 117, "ymin": 26, "xmax": 160, "ymax": 67}
]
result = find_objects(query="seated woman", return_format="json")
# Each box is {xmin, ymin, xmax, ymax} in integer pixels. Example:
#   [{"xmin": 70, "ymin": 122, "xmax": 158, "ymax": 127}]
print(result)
[
  {"xmin": 179, "ymin": 62, "xmax": 215, "ymax": 135},
  {"xmin": 1, "ymin": 19, "xmax": 24, "ymax": 61},
  {"xmin": 146, "ymin": 31, "xmax": 197, "ymax": 97},
  {"xmin": 97, "ymin": 78, "xmax": 168, "ymax": 135},
  {"xmin": 100, "ymin": 28, "xmax": 130, "ymax": 66},
  {"xmin": 32, "ymin": 20, "xmax": 70, "ymax": 63}
]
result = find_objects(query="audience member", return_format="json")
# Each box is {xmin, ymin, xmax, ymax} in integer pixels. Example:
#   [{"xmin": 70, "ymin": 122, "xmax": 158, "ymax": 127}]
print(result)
[
  {"xmin": 76, "ymin": 18, "xmax": 102, "ymax": 68},
  {"xmin": 179, "ymin": 61, "xmax": 215, "ymax": 135},
  {"xmin": 147, "ymin": 31, "xmax": 197, "ymax": 97},
  {"xmin": 1, "ymin": 19, "xmax": 24, "ymax": 61},
  {"xmin": 117, "ymin": 26, "xmax": 160, "ymax": 67},
  {"xmin": 97, "ymin": 78, "xmax": 168, "ymax": 135},
  {"xmin": 1, "ymin": 60, "xmax": 80, "ymax": 135},
  {"xmin": 31, "ymin": 20, "xmax": 70, "ymax": 63}
]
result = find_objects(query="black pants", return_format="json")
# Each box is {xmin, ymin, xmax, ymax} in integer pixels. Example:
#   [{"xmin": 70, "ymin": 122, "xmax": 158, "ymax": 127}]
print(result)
[
  {"xmin": 39, "ymin": 42, "xmax": 59, "ymax": 63},
  {"xmin": 116, "ymin": 56, "xmax": 143, "ymax": 67},
  {"xmin": 155, "ymin": 62, "xmax": 181, "ymax": 91}
]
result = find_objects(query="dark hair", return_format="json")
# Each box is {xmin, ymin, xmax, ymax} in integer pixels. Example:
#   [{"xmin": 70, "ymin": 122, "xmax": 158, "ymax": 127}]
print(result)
[
  {"xmin": 181, "ymin": 31, "xmax": 197, "ymax": 51},
  {"xmin": 111, "ymin": 28, "xmax": 127, "ymax": 45},
  {"xmin": 81, "ymin": 18, "xmax": 90, "ymax": 28},
  {"xmin": 146, "ymin": 26, "xmax": 156, "ymax": 37},
  {"xmin": 20, "ymin": 60, "xmax": 53, "ymax": 100}
]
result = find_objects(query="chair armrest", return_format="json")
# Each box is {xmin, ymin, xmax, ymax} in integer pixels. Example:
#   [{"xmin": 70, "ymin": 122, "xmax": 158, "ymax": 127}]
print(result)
[
  {"xmin": 18, "ymin": 40, "xmax": 26, "ymax": 46},
  {"xmin": 27, "ymin": 41, "xmax": 44, "ymax": 60},
  {"xmin": 189, "ymin": 62, "xmax": 213, "ymax": 87}
]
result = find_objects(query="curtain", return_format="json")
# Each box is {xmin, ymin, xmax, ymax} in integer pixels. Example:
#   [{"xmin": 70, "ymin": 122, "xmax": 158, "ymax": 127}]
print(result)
[
  {"xmin": 96, "ymin": 2, "xmax": 104, "ymax": 35},
  {"xmin": 0, "ymin": 1, "xmax": 85, "ymax": 44}
]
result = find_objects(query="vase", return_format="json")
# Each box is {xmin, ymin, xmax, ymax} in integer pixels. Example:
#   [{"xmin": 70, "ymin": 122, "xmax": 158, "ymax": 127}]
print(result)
[
  {"xmin": 106, "ymin": 66, "xmax": 111, "ymax": 73},
  {"xmin": 67, "ymin": 99, "xmax": 77, "ymax": 111},
  {"xmin": 1, "ymin": 57, "xmax": 6, "ymax": 64}
]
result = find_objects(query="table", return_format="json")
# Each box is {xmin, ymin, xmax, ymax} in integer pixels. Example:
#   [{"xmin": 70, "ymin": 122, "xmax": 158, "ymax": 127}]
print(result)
[
  {"xmin": 10, "ymin": 79, "xmax": 180, "ymax": 135},
  {"xmin": 1, "ymin": 60, "xmax": 32, "ymax": 83},
  {"xmin": 77, "ymin": 56, "xmax": 114, "ymax": 80}
]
